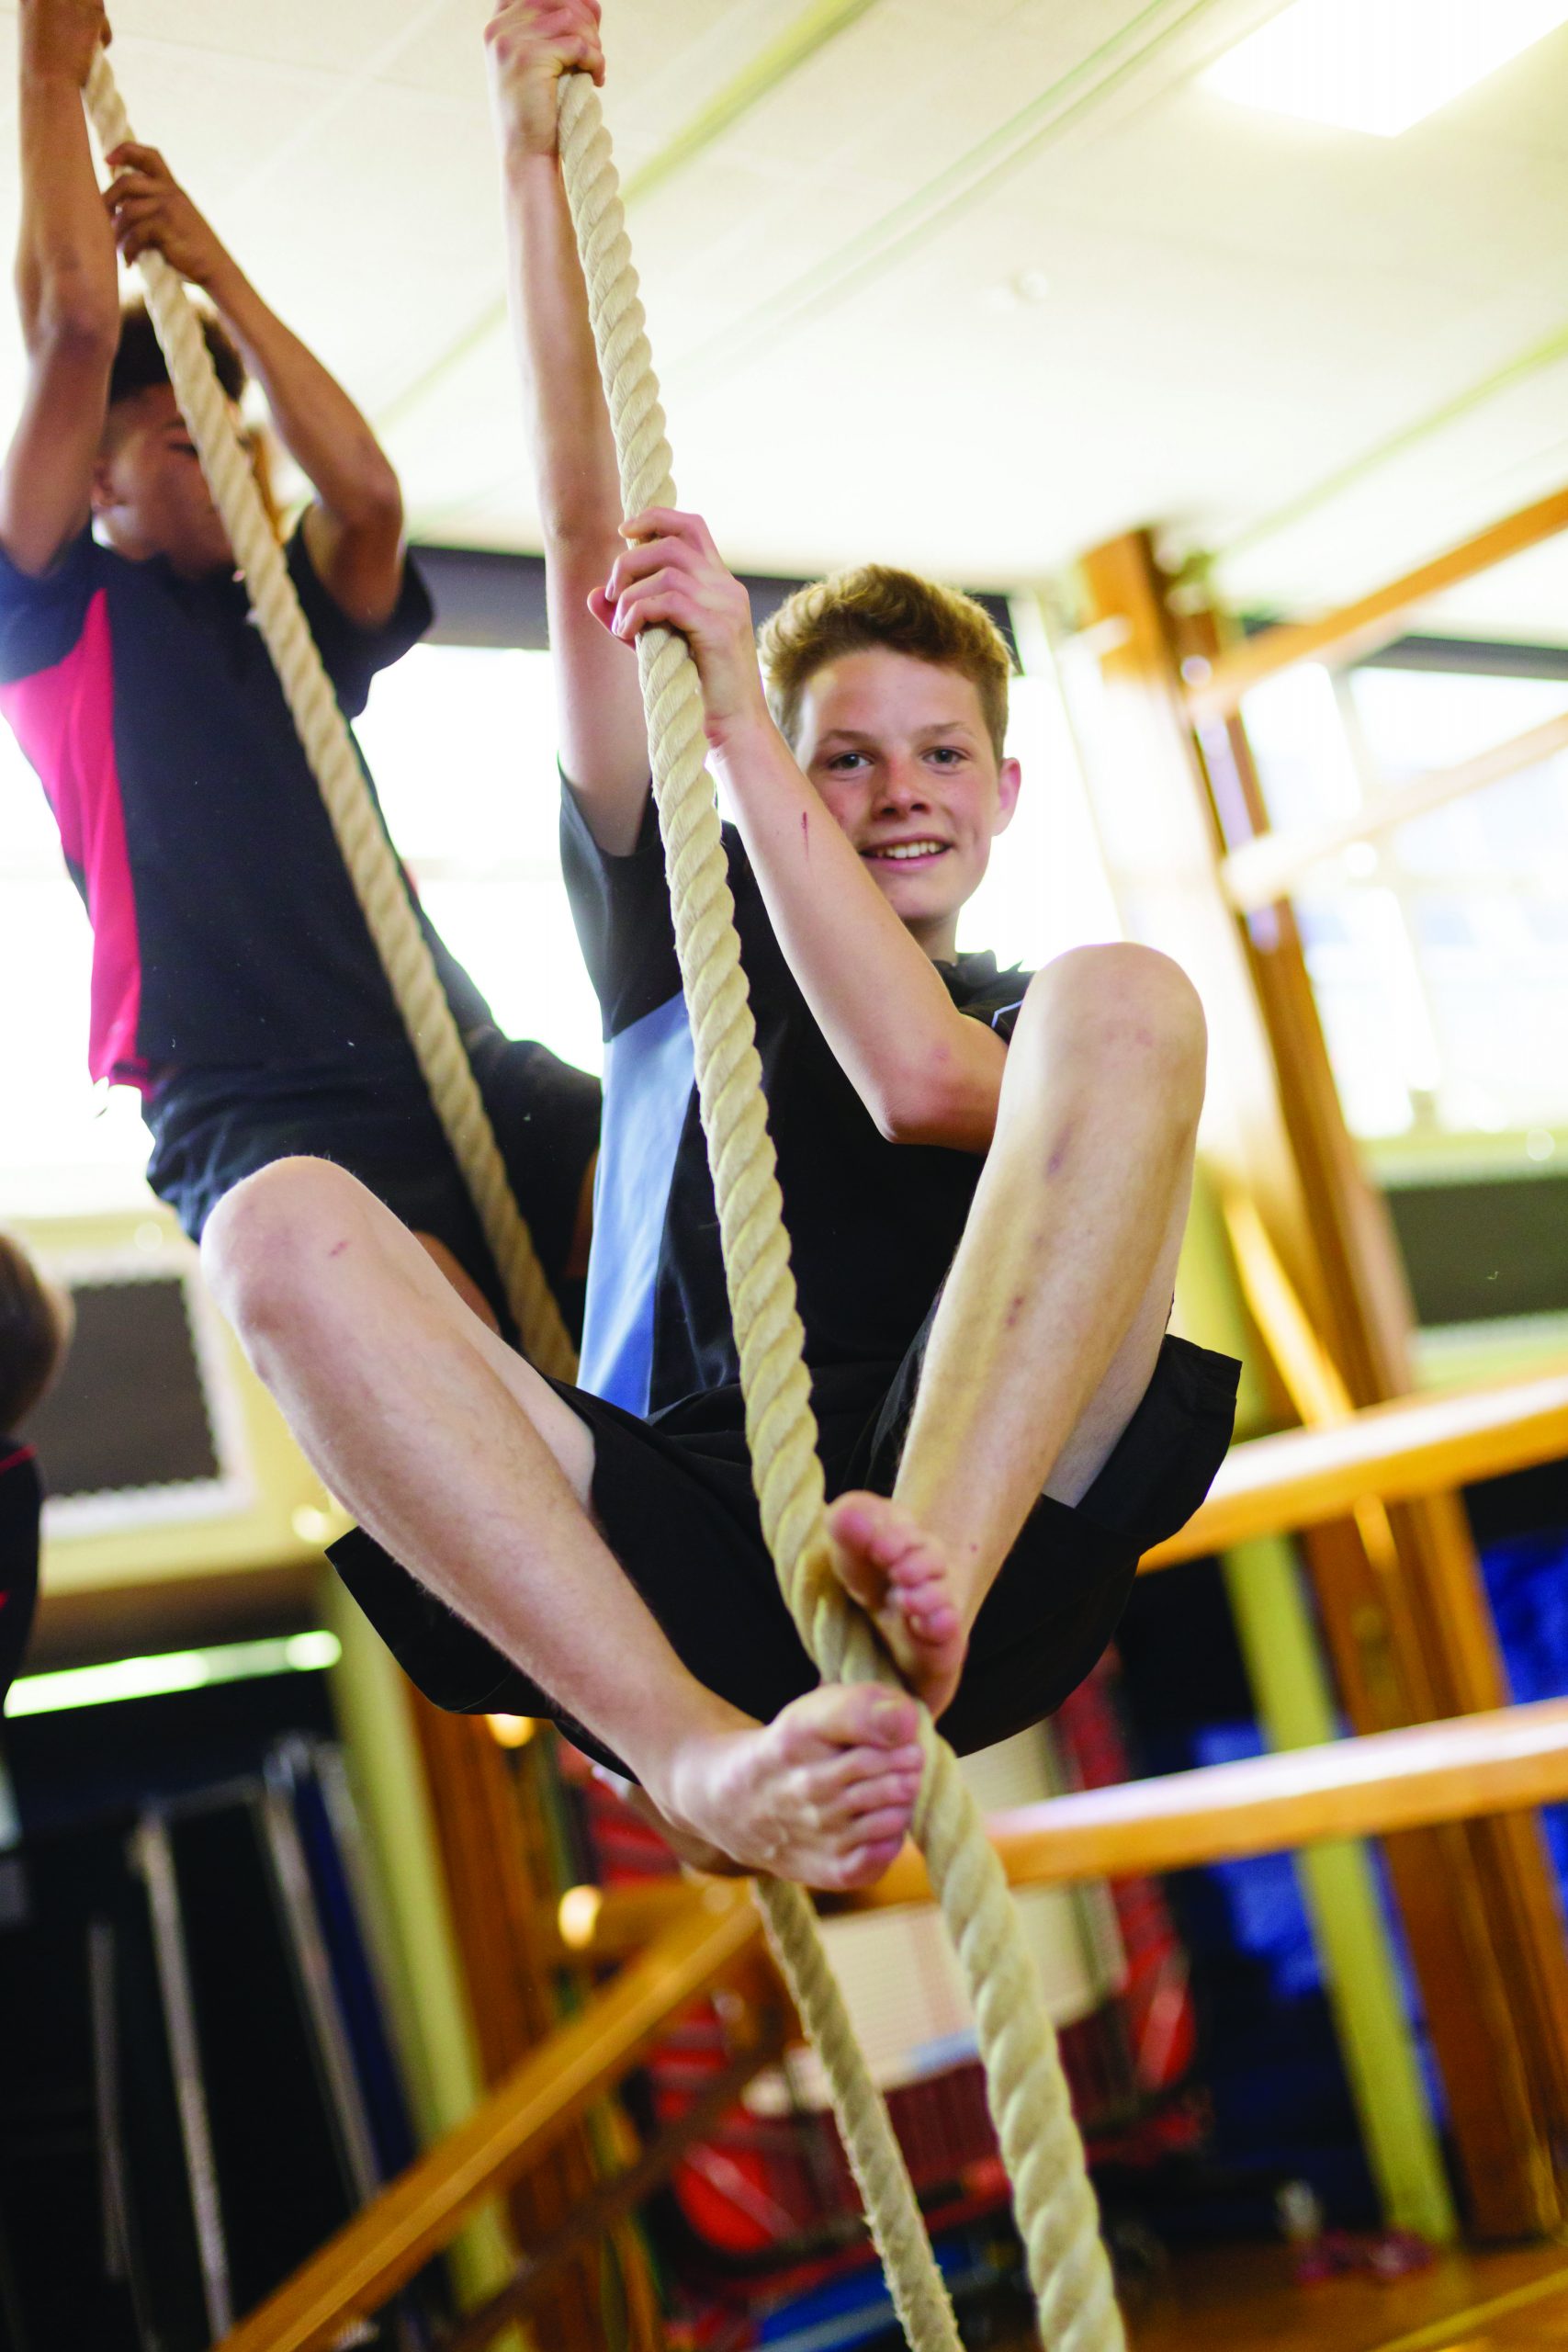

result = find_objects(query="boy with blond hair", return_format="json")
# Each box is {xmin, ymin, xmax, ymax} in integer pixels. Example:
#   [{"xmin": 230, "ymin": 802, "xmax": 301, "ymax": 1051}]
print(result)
[{"xmin": 203, "ymin": 1, "xmax": 1237, "ymax": 1891}]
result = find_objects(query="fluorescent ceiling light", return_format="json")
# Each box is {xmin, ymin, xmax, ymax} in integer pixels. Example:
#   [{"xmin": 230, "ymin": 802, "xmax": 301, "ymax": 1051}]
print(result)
[
  {"xmin": 1201, "ymin": 0, "xmax": 1568, "ymax": 136},
  {"xmin": 5, "ymin": 1629, "xmax": 341, "ymax": 1718}
]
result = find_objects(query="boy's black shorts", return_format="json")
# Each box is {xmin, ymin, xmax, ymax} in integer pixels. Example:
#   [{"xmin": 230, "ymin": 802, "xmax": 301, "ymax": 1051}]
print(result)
[
  {"xmin": 330, "ymin": 1325, "xmax": 1240, "ymax": 1775},
  {"xmin": 145, "ymin": 1028, "xmax": 601, "ymax": 1341}
]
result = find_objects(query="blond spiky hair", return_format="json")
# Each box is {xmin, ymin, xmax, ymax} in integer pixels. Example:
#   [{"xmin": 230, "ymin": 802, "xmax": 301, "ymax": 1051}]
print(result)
[{"xmin": 759, "ymin": 565, "xmax": 1012, "ymax": 761}]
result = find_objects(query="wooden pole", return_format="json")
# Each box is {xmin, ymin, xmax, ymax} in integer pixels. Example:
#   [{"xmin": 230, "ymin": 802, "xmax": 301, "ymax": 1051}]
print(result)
[
  {"xmin": 1062, "ymin": 531, "xmax": 1568, "ymax": 2238},
  {"xmin": 1176, "ymin": 1182, "xmax": 1455, "ymax": 2243},
  {"xmin": 446, "ymin": 2017, "xmax": 790, "ymax": 2352},
  {"xmin": 846, "ymin": 1699, "xmax": 1568, "ymax": 1909},
  {"xmin": 407, "ymin": 1699, "xmax": 630, "ymax": 2350},
  {"xmin": 561, "ymin": 1702, "xmax": 1568, "ymax": 1934},
  {"xmin": 212, "ymin": 1885, "xmax": 761, "ymax": 2352},
  {"xmin": 1142, "ymin": 1365, "xmax": 1568, "ymax": 1567},
  {"xmin": 1184, "ymin": 483, "xmax": 1568, "ymax": 723}
]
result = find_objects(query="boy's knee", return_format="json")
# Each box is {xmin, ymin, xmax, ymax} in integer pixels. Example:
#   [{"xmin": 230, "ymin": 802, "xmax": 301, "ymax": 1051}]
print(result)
[
  {"xmin": 201, "ymin": 1155, "xmax": 363, "ymax": 1332},
  {"xmin": 1021, "ymin": 944, "xmax": 1207, "ymax": 1108}
]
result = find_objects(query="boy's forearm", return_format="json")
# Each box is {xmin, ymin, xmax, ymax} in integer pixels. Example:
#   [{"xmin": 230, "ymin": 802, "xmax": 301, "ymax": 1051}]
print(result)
[
  {"xmin": 502, "ymin": 140, "xmax": 649, "ymax": 832},
  {"xmin": 502, "ymin": 148, "xmax": 622, "ymax": 568},
  {"xmin": 16, "ymin": 71, "xmax": 118, "ymax": 347},
  {"xmin": 712, "ymin": 717, "xmax": 1006, "ymax": 1148},
  {"xmin": 204, "ymin": 258, "xmax": 400, "ymax": 526}
]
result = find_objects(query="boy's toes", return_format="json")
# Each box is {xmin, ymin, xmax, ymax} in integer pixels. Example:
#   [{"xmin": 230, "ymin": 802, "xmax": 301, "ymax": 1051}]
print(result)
[
  {"xmin": 824, "ymin": 1490, "xmax": 971, "ymax": 1717},
  {"xmin": 832, "ymin": 1833, "xmax": 909, "ymax": 1891},
  {"xmin": 780, "ymin": 1681, "xmax": 919, "ymax": 1759}
]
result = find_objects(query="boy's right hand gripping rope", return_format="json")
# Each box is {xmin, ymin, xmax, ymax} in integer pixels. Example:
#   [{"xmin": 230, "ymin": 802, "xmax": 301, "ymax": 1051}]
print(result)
[{"xmin": 554, "ymin": 66, "xmax": 1126, "ymax": 2352}]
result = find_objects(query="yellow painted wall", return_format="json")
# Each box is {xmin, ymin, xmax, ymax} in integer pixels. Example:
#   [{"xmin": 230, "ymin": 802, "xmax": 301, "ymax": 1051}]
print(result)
[{"xmin": 12, "ymin": 1198, "xmax": 332, "ymax": 1603}]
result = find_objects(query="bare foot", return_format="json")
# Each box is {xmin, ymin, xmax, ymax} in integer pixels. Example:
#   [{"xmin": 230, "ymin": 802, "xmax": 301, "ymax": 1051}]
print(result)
[
  {"xmin": 653, "ymin": 1685, "xmax": 924, "ymax": 1891},
  {"xmin": 592, "ymin": 1765, "xmax": 748, "ymax": 1877},
  {"xmin": 826, "ymin": 1490, "xmax": 969, "ymax": 1721}
]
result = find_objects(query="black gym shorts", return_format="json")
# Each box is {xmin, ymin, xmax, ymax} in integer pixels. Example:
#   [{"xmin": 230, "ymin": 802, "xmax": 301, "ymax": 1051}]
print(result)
[
  {"xmin": 330, "ymin": 1320, "xmax": 1240, "ymax": 1776},
  {"xmin": 146, "ymin": 1028, "xmax": 601, "ymax": 1343}
]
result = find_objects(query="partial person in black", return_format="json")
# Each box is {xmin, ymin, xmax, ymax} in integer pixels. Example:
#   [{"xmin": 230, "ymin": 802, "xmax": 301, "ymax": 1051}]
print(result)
[
  {"xmin": 0, "ymin": 1233, "xmax": 73, "ymax": 1709},
  {"xmin": 0, "ymin": 0, "xmax": 597, "ymax": 1335},
  {"xmin": 197, "ymin": 1, "xmax": 1239, "ymax": 1900}
]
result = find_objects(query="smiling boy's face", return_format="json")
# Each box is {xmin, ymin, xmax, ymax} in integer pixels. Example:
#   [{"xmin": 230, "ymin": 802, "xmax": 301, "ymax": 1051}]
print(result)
[{"xmin": 792, "ymin": 647, "xmax": 1021, "ymax": 960}]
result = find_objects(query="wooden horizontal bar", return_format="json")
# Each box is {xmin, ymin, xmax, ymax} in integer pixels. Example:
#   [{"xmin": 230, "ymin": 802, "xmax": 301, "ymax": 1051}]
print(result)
[
  {"xmin": 215, "ymin": 1883, "xmax": 761, "ymax": 2352},
  {"xmin": 558, "ymin": 1877, "xmax": 700, "ymax": 1963},
  {"xmin": 1184, "ymin": 484, "xmax": 1568, "ymax": 723},
  {"xmin": 1142, "ymin": 1365, "xmax": 1568, "ymax": 1569},
  {"xmin": 850, "ymin": 1698, "xmax": 1568, "ymax": 1911},
  {"xmin": 573, "ymin": 1701, "xmax": 1568, "ymax": 1951},
  {"xmin": 1219, "ymin": 706, "xmax": 1568, "ymax": 913},
  {"xmin": 446, "ymin": 2019, "xmax": 788, "ymax": 2352}
]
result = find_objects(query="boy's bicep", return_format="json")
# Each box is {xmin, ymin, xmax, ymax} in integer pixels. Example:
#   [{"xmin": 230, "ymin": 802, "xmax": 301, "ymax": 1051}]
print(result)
[{"xmin": 0, "ymin": 338, "xmax": 111, "ymax": 581}]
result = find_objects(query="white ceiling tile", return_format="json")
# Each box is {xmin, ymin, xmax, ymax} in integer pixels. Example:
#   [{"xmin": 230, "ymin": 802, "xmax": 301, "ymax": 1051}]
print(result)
[{"xmin": 0, "ymin": 0, "xmax": 1561, "ymax": 623}]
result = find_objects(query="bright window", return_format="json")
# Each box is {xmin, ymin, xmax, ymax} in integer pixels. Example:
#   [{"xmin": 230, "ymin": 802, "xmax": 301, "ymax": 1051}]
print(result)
[
  {"xmin": 1242, "ymin": 659, "xmax": 1568, "ymax": 1142},
  {"xmin": 355, "ymin": 643, "xmax": 604, "ymax": 1081},
  {"xmin": 0, "ymin": 632, "xmax": 1091, "ymax": 1215}
]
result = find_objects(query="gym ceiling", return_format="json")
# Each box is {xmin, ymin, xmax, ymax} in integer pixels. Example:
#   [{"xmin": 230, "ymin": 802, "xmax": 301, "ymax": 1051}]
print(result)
[{"xmin": 4, "ymin": 0, "xmax": 1565, "ymax": 633}]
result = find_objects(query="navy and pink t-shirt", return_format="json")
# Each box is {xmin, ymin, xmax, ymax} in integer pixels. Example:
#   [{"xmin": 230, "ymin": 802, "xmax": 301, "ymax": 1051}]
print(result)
[{"xmin": 0, "ymin": 526, "xmax": 491, "ymax": 1089}]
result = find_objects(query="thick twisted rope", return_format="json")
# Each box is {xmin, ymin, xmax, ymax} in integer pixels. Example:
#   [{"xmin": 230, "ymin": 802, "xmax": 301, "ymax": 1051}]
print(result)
[
  {"xmin": 83, "ymin": 51, "xmax": 576, "ymax": 1381},
  {"xmin": 556, "ymin": 70, "xmax": 1124, "ymax": 2352}
]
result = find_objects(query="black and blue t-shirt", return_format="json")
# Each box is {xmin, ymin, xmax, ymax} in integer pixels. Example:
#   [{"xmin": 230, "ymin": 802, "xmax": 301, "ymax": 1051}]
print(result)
[
  {"xmin": 0, "ymin": 527, "xmax": 491, "ymax": 1087},
  {"xmin": 562, "ymin": 783, "xmax": 1028, "ymax": 1426}
]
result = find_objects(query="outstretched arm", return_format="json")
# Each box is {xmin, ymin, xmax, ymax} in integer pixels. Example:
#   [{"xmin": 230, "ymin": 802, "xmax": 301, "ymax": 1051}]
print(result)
[
  {"xmin": 103, "ymin": 145, "xmax": 405, "ymax": 626},
  {"xmin": 600, "ymin": 509, "xmax": 1009, "ymax": 1151},
  {"xmin": 485, "ymin": 0, "xmax": 650, "ymax": 854},
  {"xmin": 0, "ymin": 0, "xmax": 119, "ymax": 578}
]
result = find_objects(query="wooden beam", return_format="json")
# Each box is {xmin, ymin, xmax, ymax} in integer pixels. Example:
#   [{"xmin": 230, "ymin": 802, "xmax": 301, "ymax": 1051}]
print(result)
[
  {"xmin": 446, "ymin": 2018, "xmax": 789, "ymax": 2352},
  {"xmin": 213, "ymin": 1885, "xmax": 761, "ymax": 2352},
  {"xmin": 847, "ymin": 1700, "xmax": 1568, "ymax": 1912},
  {"xmin": 1142, "ymin": 1366, "xmax": 1568, "ymax": 1569},
  {"xmin": 1184, "ymin": 483, "xmax": 1568, "ymax": 723},
  {"xmin": 1219, "ymin": 707, "xmax": 1568, "ymax": 913},
  {"xmin": 560, "ymin": 1702, "xmax": 1568, "ymax": 1951},
  {"xmin": 1066, "ymin": 530, "xmax": 1568, "ymax": 2234},
  {"xmin": 408, "ymin": 1697, "xmax": 630, "ymax": 2348}
]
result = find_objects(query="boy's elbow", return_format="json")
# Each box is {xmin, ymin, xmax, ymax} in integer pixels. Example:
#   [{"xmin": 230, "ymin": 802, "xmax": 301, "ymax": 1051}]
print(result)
[
  {"xmin": 872, "ymin": 1064, "xmax": 994, "ymax": 1151},
  {"xmin": 341, "ymin": 456, "xmax": 402, "ymax": 537},
  {"xmin": 24, "ymin": 277, "xmax": 118, "ymax": 365},
  {"xmin": 537, "ymin": 492, "xmax": 623, "ymax": 571}
]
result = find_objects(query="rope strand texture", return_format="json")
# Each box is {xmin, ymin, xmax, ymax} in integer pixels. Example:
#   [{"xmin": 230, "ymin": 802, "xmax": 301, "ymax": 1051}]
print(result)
[
  {"xmin": 556, "ymin": 68, "xmax": 1124, "ymax": 2352},
  {"xmin": 83, "ymin": 51, "xmax": 575, "ymax": 1381}
]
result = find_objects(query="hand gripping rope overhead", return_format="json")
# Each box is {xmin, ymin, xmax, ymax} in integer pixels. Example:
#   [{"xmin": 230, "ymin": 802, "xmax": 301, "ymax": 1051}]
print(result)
[
  {"xmin": 80, "ymin": 38, "xmax": 1125, "ymax": 2351},
  {"xmin": 551, "ymin": 68, "xmax": 1126, "ymax": 2352},
  {"xmin": 81, "ymin": 51, "xmax": 577, "ymax": 1385}
]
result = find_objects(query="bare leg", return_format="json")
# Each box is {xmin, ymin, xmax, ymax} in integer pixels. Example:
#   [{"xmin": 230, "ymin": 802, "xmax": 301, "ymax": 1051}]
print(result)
[
  {"xmin": 204, "ymin": 1159, "xmax": 920, "ymax": 1888},
  {"xmin": 414, "ymin": 1231, "xmax": 502, "ymax": 1330},
  {"xmin": 827, "ymin": 945, "xmax": 1206, "ymax": 1716}
]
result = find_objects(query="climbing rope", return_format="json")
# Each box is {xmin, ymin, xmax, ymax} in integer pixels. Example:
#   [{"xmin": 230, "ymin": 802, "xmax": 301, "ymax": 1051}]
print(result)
[
  {"xmin": 82, "ymin": 50, "xmax": 577, "ymax": 1382},
  {"xmin": 554, "ymin": 67, "xmax": 1125, "ymax": 2352},
  {"xmin": 81, "ymin": 32, "xmax": 1122, "ymax": 2346}
]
